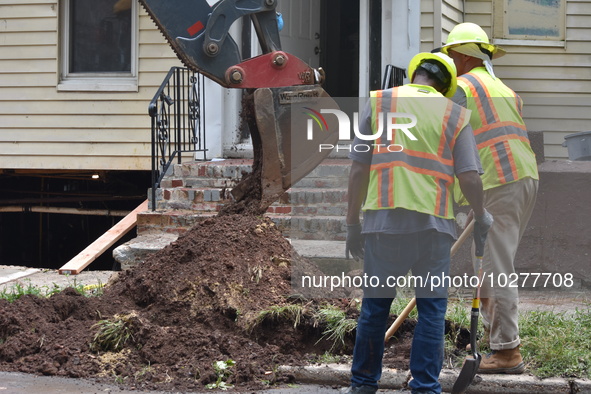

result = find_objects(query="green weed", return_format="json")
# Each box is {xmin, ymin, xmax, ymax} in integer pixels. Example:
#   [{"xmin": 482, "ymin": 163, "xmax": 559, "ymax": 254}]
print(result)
[
  {"xmin": 0, "ymin": 278, "xmax": 104, "ymax": 302},
  {"xmin": 90, "ymin": 312, "xmax": 139, "ymax": 353},
  {"xmin": 206, "ymin": 359, "xmax": 235, "ymax": 390},
  {"xmin": 317, "ymin": 351, "xmax": 342, "ymax": 364},
  {"xmin": 253, "ymin": 304, "xmax": 306, "ymax": 329},
  {"xmin": 314, "ymin": 304, "xmax": 357, "ymax": 351}
]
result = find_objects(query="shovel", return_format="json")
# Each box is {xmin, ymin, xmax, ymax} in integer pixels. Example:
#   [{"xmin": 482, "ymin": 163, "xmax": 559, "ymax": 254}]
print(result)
[{"xmin": 451, "ymin": 220, "xmax": 488, "ymax": 394}]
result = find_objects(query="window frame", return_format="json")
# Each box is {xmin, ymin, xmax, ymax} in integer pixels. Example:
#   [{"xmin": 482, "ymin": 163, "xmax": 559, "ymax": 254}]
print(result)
[
  {"xmin": 492, "ymin": 0, "xmax": 566, "ymax": 47},
  {"xmin": 58, "ymin": 0, "xmax": 139, "ymax": 92}
]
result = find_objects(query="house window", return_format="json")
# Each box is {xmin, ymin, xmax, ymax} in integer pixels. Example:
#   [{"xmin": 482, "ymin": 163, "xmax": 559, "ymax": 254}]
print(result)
[
  {"xmin": 493, "ymin": 0, "xmax": 565, "ymax": 45},
  {"xmin": 59, "ymin": 0, "xmax": 138, "ymax": 91}
]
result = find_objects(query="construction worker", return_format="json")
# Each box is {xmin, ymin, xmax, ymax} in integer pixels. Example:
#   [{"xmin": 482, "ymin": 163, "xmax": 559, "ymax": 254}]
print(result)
[
  {"xmin": 440, "ymin": 22, "xmax": 539, "ymax": 374},
  {"xmin": 343, "ymin": 52, "xmax": 492, "ymax": 394}
]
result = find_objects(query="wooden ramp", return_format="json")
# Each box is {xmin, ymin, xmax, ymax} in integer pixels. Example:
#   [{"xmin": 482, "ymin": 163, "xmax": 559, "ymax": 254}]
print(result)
[{"xmin": 59, "ymin": 200, "xmax": 149, "ymax": 275}]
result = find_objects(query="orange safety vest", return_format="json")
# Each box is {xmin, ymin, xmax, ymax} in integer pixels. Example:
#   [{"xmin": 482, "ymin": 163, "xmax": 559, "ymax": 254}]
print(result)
[
  {"xmin": 457, "ymin": 68, "xmax": 538, "ymax": 193},
  {"xmin": 363, "ymin": 84, "xmax": 471, "ymax": 219}
]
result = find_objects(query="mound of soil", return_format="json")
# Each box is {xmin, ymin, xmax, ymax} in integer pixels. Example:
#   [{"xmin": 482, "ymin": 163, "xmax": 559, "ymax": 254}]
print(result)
[{"xmin": 0, "ymin": 214, "xmax": 467, "ymax": 392}]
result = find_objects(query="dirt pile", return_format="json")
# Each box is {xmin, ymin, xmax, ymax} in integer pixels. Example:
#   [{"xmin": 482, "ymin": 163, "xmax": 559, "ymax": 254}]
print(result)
[{"xmin": 0, "ymin": 215, "xmax": 368, "ymax": 391}]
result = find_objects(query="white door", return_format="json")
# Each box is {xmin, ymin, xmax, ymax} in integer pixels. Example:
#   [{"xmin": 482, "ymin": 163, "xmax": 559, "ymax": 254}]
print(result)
[{"xmin": 276, "ymin": 0, "xmax": 321, "ymax": 68}]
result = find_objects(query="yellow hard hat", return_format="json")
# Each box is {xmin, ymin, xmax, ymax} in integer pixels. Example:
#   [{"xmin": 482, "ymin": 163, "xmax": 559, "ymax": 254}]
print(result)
[
  {"xmin": 441, "ymin": 22, "xmax": 506, "ymax": 59},
  {"xmin": 408, "ymin": 52, "xmax": 457, "ymax": 98}
]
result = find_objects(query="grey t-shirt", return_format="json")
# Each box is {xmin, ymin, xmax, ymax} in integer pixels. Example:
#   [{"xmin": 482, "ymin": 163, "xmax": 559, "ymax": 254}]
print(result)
[{"xmin": 349, "ymin": 94, "xmax": 482, "ymax": 239}]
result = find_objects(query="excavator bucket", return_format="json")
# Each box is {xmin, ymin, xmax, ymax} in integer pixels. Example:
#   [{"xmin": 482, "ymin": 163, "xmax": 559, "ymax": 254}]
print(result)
[{"xmin": 230, "ymin": 85, "xmax": 340, "ymax": 213}]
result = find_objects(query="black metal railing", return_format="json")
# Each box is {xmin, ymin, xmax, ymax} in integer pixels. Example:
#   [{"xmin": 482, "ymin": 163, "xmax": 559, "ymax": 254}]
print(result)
[
  {"xmin": 148, "ymin": 67, "xmax": 207, "ymax": 210},
  {"xmin": 382, "ymin": 64, "xmax": 406, "ymax": 90}
]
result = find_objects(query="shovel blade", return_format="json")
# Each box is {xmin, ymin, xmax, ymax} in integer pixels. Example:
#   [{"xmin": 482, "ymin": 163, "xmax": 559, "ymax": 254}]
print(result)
[{"xmin": 451, "ymin": 354, "xmax": 482, "ymax": 394}]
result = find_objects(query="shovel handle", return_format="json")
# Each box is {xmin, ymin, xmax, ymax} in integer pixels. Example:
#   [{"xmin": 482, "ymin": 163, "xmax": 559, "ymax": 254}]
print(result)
[{"xmin": 384, "ymin": 220, "xmax": 475, "ymax": 343}]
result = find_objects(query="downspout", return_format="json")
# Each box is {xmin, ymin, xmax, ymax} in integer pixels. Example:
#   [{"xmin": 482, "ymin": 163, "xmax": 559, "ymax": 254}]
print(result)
[
  {"xmin": 434, "ymin": 0, "xmax": 443, "ymax": 48},
  {"xmin": 359, "ymin": 0, "xmax": 370, "ymax": 96}
]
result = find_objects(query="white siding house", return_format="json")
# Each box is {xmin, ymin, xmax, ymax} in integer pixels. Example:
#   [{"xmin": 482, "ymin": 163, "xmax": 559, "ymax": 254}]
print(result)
[
  {"xmin": 1, "ymin": 0, "xmax": 587, "ymax": 173},
  {"xmin": 0, "ymin": 0, "xmax": 230, "ymax": 172}
]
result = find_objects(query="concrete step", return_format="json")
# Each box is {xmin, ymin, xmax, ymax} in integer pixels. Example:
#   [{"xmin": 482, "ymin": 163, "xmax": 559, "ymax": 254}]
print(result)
[
  {"xmin": 137, "ymin": 210, "xmax": 347, "ymax": 241},
  {"xmin": 111, "ymin": 234, "xmax": 353, "ymax": 273},
  {"xmin": 137, "ymin": 209, "xmax": 215, "ymax": 235}
]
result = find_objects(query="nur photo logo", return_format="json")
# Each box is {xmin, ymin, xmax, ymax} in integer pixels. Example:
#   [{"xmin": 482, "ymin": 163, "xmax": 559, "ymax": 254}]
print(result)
[
  {"xmin": 303, "ymin": 107, "xmax": 329, "ymax": 138},
  {"xmin": 303, "ymin": 105, "xmax": 419, "ymax": 153}
]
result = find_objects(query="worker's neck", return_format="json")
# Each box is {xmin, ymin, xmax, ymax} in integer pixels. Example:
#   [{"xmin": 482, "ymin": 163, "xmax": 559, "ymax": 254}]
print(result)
[
  {"xmin": 411, "ymin": 76, "xmax": 441, "ymax": 93},
  {"xmin": 464, "ymin": 59, "xmax": 485, "ymax": 74}
]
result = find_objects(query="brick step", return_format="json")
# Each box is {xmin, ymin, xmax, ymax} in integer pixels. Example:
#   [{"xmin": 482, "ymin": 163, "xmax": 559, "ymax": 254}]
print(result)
[
  {"xmin": 154, "ymin": 187, "xmax": 348, "ymax": 214},
  {"xmin": 137, "ymin": 210, "xmax": 347, "ymax": 241},
  {"xmin": 146, "ymin": 159, "xmax": 353, "ymax": 239},
  {"xmin": 161, "ymin": 159, "xmax": 351, "ymax": 190},
  {"xmin": 160, "ymin": 159, "xmax": 253, "ymax": 189}
]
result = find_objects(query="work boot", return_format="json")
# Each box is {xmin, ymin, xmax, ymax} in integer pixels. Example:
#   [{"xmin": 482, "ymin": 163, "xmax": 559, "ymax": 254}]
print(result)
[
  {"xmin": 478, "ymin": 346, "xmax": 525, "ymax": 374},
  {"xmin": 340, "ymin": 385, "xmax": 377, "ymax": 394}
]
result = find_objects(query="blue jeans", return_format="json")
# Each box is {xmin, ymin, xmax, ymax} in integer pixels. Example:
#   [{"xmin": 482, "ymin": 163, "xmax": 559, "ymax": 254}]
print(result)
[{"xmin": 350, "ymin": 230, "xmax": 452, "ymax": 394}]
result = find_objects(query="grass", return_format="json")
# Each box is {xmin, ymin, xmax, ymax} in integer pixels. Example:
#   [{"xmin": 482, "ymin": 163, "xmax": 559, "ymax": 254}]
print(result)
[
  {"xmin": 90, "ymin": 312, "xmax": 139, "ymax": 353},
  {"xmin": 441, "ymin": 297, "xmax": 591, "ymax": 379},
  {"xmin": 314, "ymin": 304, "xmax": 357, "ymax": 351},
  {"xmin": 0, "ymin": 281, "xmax": 57, "ymax": 302},
  {"xmin": 519, "ymin": 308, "xmax": 591, "ymax": 379},
  {"xmin": 251, "ymin": 304, "xmax": 306, "ymax": 330},
  {"xmin": 0, "ymin": 277, "xmax": 104, "ymax": 302},
  {"xmin": 389, "ymin": 295, "xmax": 418, "ymax": 320}
]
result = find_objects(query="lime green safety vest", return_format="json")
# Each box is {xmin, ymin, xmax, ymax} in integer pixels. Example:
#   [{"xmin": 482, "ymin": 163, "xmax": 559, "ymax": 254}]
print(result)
[
  {"xmin": 456, "ymin": 68, "xmax": 539, "ymax": 196},
  {"xmin": 363, "ymin": 85, "xmax": 471, "ymax": 219}
]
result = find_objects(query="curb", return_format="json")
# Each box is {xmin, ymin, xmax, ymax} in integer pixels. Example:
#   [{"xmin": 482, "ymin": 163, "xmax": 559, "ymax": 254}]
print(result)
[{"xmin": 279, "ymin": 364, "xmax": 591, "ymax": 393}]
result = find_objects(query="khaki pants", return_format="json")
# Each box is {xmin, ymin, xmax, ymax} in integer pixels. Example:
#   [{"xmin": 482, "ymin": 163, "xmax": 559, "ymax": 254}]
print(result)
[{"xmin": 474, "ymin": 177, "xmax": 538, "ymax": 350}]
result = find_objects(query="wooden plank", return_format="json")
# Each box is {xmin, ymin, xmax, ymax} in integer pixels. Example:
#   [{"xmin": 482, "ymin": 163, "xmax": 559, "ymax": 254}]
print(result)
[
  {"xmin": 0, "ymin": 114, "xmax": 148, "ymax": 128},
  {"xmin": 0, "ymin": 45, "xmax": 56, "ymax": 60},
  {"xmin": 0, "ymin": 142, "xmax": 151, "ymax": 156},
  {"xmin": 0, "ymin": 17, "xmax": 56, "ymax": 32},
  {"xmin": 0, "ymin": 100, "xmax": 148, "ymax": 115},
  {"xmin": 0, "ymin": 31, "xmax": 57, "ymax": 45},
  {"xmin": 0, "ymin": 155, "xmax": 151, "ymax": 170},
  {"xmin": 0, "ymin": 0, "xmax": 54, "ymax": 4},
  {"xmin": 0, "ymin": 129, "xmax": 150, "ymax": 142},
  {"xmin": 567, "ymin": 2, "xmax": 591, "ymax": 15},
  {"xmin": 442, "ymin": 1, "xmax": 463, "ymax": 23},
  {"xmin": 0, "ymin": 4, "xmax": 56, "ymax": 19},
  {"xmin": 58, "ymin": 200, "xmax": 149, "ymax": 275},
  {"xmin": 0, "ymin": 85, "xmax": 164, "ymax": 100},
  {"xmin": 544, "ymin": 144, "xmax": 569, "ymax": 159}
]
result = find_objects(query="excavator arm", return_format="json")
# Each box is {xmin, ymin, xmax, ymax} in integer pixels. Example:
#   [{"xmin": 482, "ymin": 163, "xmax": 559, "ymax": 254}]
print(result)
[
  {"xmin": 139, "ymin": 0, "xmax": 319, "ymax": 88},
  {"xmin": 139, "ymin": 0, "xmax": 339, "ymax": 213}
]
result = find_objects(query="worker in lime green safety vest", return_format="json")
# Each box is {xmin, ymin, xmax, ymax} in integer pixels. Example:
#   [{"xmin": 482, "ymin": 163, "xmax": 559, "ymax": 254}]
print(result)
[
  {"xmin": 440, "ymin": 22, "xmax": 539, "ymax": 375},
  {"xmin": 343, "ymin": 52, "xmax": 492, "ymax": 394}
]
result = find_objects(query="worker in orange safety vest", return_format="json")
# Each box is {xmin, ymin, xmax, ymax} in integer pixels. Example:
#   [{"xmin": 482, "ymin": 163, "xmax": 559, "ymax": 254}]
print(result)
[
  {"xmin": 440, "ymin": 22, "xmax": 539, "ymax": 375},
  {"xmin": 343, "ymin": 52, "xmax": 492, "ymax": 394}
]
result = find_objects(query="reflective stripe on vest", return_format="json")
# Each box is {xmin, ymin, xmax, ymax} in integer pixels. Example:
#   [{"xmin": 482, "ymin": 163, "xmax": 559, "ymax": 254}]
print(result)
[
  {"xmin": 364, "ymin": 86, "xmax": 469, "ymax": 218},
  {"xmin": 458, "ymin": 71, "xmax": 538, "ymax": 188}
]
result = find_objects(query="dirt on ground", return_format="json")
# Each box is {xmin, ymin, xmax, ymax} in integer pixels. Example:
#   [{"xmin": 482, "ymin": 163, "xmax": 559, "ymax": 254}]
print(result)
[{"xmin": 0, "ymin": 212, "xmax": 466, "ymax": 392}]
